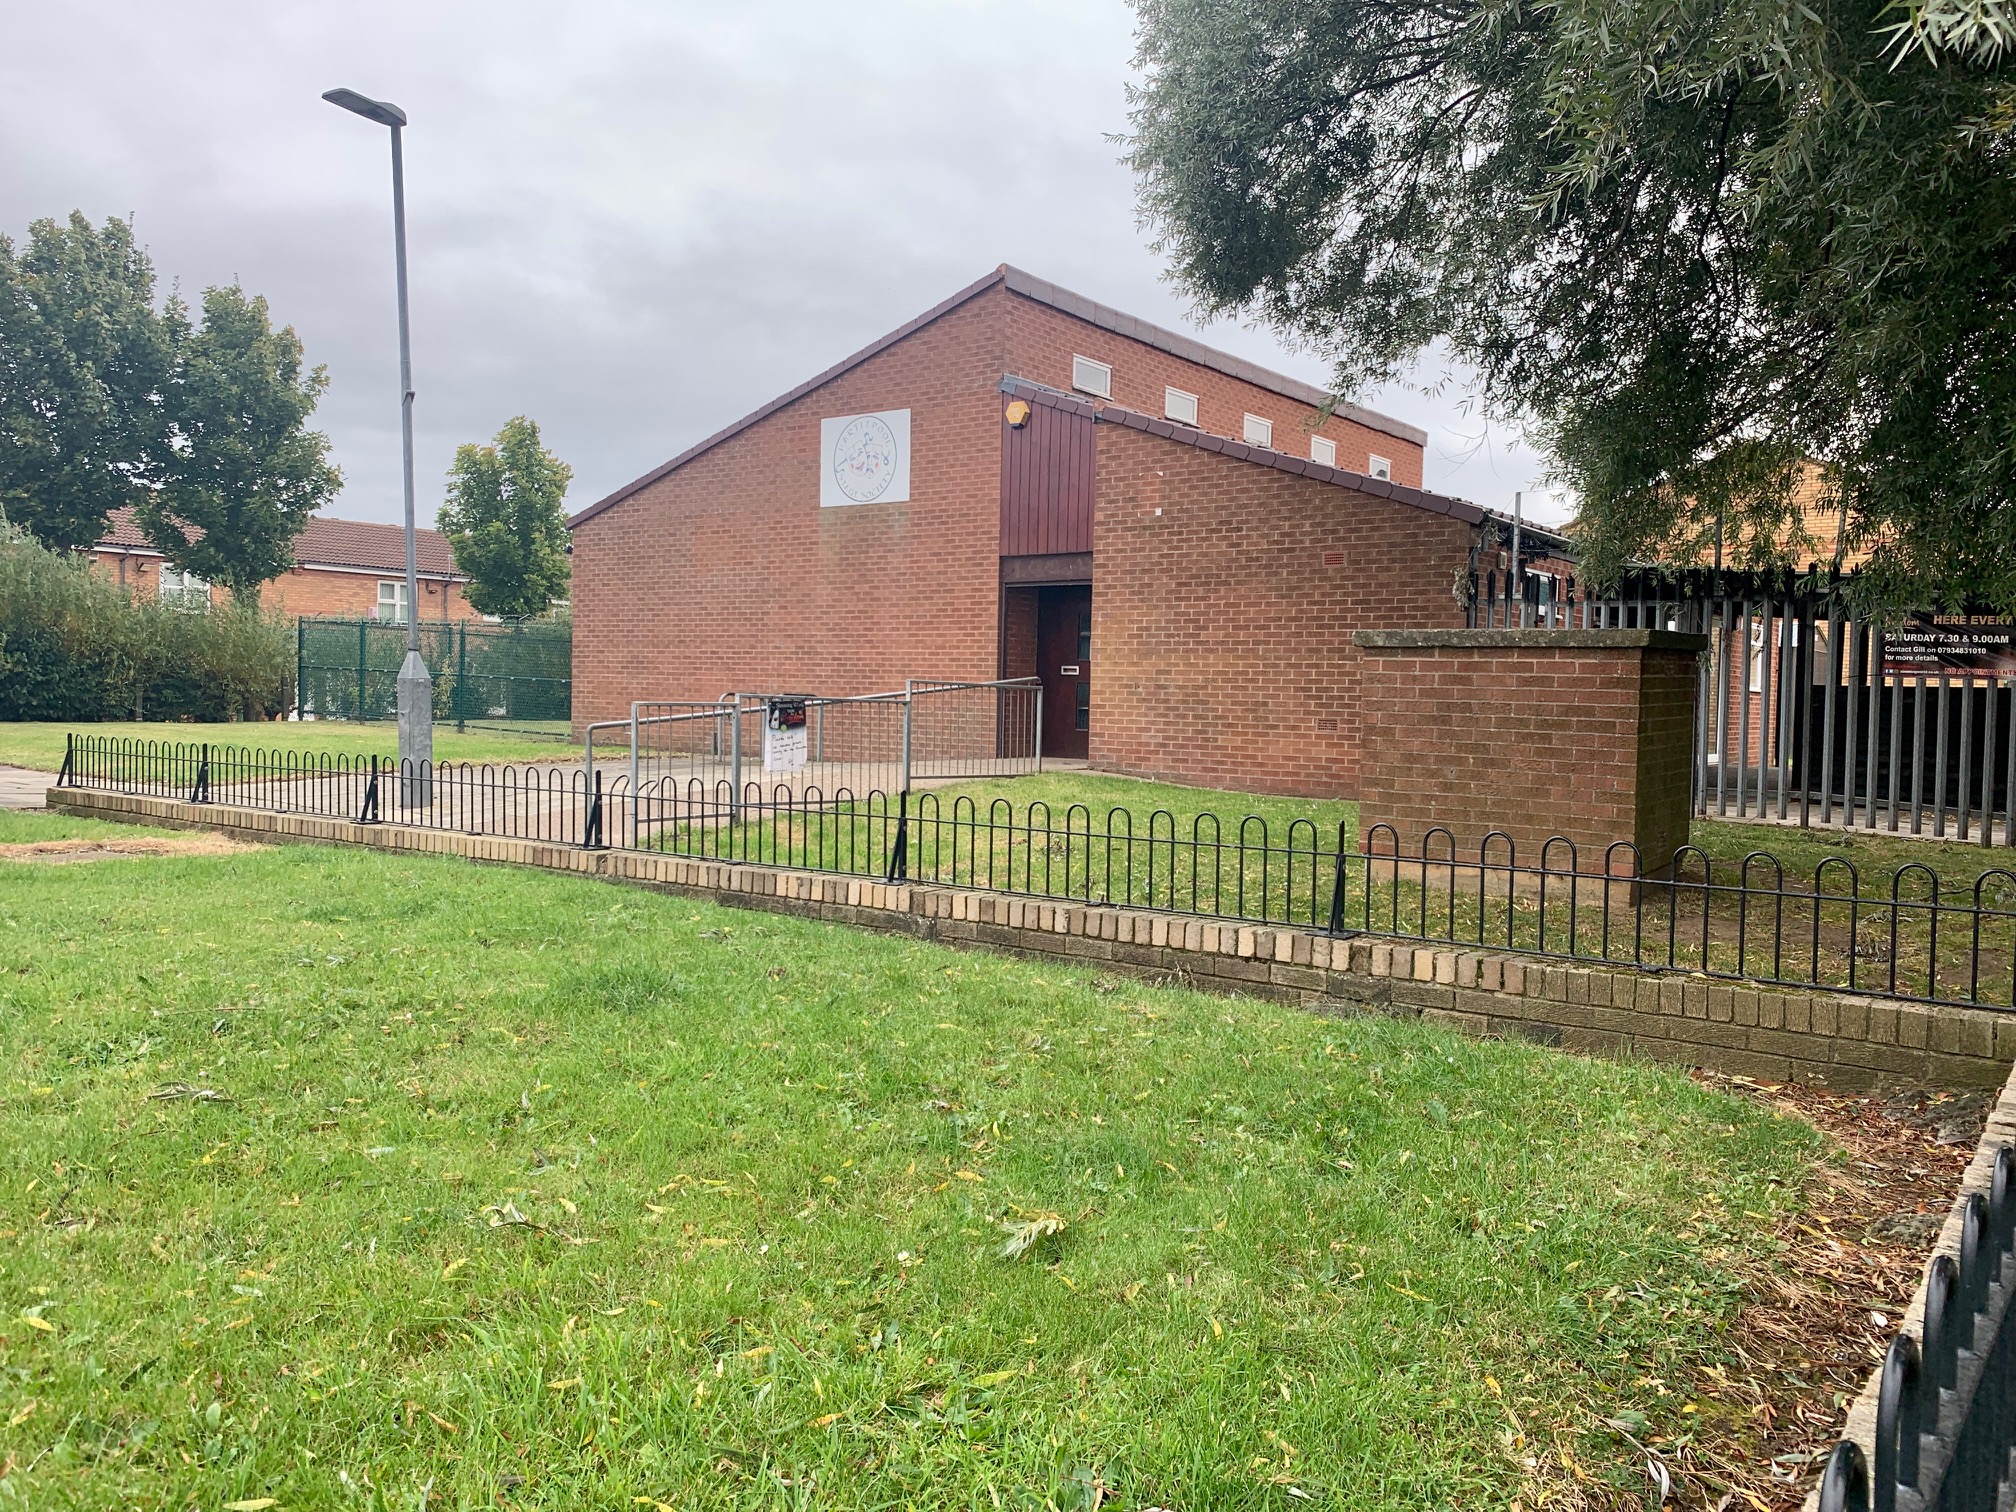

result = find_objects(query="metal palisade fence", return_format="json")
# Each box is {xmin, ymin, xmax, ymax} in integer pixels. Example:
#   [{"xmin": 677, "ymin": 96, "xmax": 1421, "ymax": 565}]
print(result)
[
  {"xmin": 1470, "ymin": 565, "xmax": 2016, "ymax": 847},
  {"xmin": 57, "ymin": 732, "xmax": 2016, "ymax": 1012},
  {"xmin": 295, "ymin": 616, "xmax": 570, "ymax": 734}
]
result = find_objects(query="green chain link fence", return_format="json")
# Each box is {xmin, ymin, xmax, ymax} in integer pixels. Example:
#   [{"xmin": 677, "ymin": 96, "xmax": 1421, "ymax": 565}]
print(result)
[{"xmin": 295, "ymin": 616, "xmax": 571, "ymax": 737}]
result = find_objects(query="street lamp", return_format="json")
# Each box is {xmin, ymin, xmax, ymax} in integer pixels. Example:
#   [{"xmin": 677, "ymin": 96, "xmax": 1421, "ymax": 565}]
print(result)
[{"xmin": 324, "ymin": 86, "xmax": 432, "ymax": 802}]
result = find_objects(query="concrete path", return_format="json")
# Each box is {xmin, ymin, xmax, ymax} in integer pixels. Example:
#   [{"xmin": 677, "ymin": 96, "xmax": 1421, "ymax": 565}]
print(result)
[{"xmin": 0, "ymin": 768, "xmax": 57, "ymax": 810}]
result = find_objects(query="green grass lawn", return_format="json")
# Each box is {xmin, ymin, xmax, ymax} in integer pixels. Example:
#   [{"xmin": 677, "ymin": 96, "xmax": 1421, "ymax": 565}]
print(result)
[
  {"xmin": 926, "ymin": 773, "xmax": 1355, "ymax": 845},
  {"xmin": 0, "ymin": 810, "xmax": 183, "ymax": 844},
  {"xmin": 0, "ymin": 722, "xmax": 570, "ymax": 774},
  {"xmin": 0, "ymin": 832, "xmax": 1822, "ymax": 1509}
]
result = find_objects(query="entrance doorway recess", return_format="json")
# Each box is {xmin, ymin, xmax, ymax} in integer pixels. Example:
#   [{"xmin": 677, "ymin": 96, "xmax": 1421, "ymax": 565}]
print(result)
[{"xmin": 1037, "ymin": 585, "xmax": 1091, "ymax": 760}]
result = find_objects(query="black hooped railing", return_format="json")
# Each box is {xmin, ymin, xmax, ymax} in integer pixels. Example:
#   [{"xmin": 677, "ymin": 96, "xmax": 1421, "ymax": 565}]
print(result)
[
  {"xmin": 1816, "ymin": 1143, "xmax": 2016, "ymax": 1512},
  {"xmin": 54, "ymin": 732, "xmax": 2016, "ymax": 1012}
]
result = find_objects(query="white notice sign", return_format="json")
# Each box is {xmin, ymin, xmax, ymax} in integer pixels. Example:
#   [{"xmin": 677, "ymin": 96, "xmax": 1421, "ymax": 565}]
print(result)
[
  {"xmin": 820, "ymin": 409, "xmax": 911, "ymax": 507},
  {"xmin": 764, "ymin": 699, "xmax": 808, "ymax": 772}
]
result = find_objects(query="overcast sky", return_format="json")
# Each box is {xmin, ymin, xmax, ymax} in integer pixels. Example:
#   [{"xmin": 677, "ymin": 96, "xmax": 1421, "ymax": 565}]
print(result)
[{"xmin": 1, "ymin": 0, "xmax": 1570, "ymax": 531}]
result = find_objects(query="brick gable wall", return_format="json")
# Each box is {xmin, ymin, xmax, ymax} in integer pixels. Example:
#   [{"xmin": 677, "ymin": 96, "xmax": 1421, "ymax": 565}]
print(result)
[
  {"xmin": 570, "ymin": 288, "xmax": 1012, "ymax": 726},
  {"xmin": 1090, "ymin": 424, "xmax": 1472, "ymax": 799}
]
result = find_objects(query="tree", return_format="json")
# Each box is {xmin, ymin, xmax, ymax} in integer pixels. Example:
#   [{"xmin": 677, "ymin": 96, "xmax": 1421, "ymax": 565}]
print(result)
[
  {"xmin": 1126, "ymin": 0, "xmax": 2016, "ymax": 605},
  {"xmin": 0, "ymin": 213, "xmax": 175, "ymax": 551},
  {"xmin": 136, "ymin": 285, "xmax": 341, "ymax": 609},
  {"xmin": 437, "ymin": 416, "xmax": 572, "ymax": 618}
]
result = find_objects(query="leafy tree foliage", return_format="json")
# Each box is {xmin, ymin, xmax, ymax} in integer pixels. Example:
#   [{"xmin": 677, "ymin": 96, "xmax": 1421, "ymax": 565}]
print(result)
[
  {"xmin": 437, "ymin": 416, "xmax": 573, "ymax": 618},
  {"xmin": 0, "ymin": 214, "xmax": 175, "ymax": 551},
  {"xmin": 1126, "ymin": 0, "xmax": 2016, "ymax": 604},
  {"xmin": 136, "ymin": 286, "xmax": 341, "ymax": 609},
  {"xmin": 0, "ymin": 213, "xmax": 339, "ymax": 598}
]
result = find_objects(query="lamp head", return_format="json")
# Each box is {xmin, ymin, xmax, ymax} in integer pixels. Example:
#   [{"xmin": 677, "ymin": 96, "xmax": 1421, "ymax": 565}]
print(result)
[{"xmin": 322, "ymin": 88, "xmax": 407, "ymax": 128}]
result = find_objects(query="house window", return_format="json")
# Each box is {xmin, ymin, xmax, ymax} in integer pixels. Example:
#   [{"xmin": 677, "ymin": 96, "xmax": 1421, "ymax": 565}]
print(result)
[
  {"xmin": 377, "ymin": 579, "xmax": 411, "ymax": 624},
  {"xmin": 1310, "ymin": 436, "xmax": 1337, "ymax": 467},
  {"xmin": 1746, "ymin": 620, "xmax": 1792, "ymax": 691},
  {"xmin": 1368, "ymin": 454, "xmax": 1392, "ymax": 481},
  {"xmin": 158, "ymin": 567, "xmax": 211, "ymax": 610},
  {"xmin": 1243, "ymin": 414, "xmax": 1273, "ymax": 449},
  {"xmin": 1164, "ymin": 387, "xmax": 1199, "ymax": 426},
  {"xmin": 1071, "ymin": 355, "xmax": 1112, "ymax": 399}
]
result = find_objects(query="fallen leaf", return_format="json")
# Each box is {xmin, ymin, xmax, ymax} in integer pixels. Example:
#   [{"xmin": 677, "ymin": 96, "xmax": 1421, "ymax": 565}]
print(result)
[
  {"xmin": 18, "ymin": 1315, "xmax": 54, "ymax": 1333},
  {"xmin": 441, "ymin": 1258, "xmax": 467, "ymax": 1281},
  {"xmin": 998, "ymin": 1211, "xmax": 1065, "ymax": 1260},
  {"xmin": 149, "ymin": 1082, "xmax": 230, "ymax": 1103},
  {"xmin": 223, "ymin": 1501, "xmax": 279, "ymax": 1511},
  {"xmin": 547, "ymin": 1376, "xmax": 582, "ymax": 1391}
]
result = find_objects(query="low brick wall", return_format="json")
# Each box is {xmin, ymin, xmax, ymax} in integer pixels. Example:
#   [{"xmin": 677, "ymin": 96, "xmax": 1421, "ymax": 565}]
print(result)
[
  {"xmin": 47, "ymin": 786, "xmax": 2016, "ymax": 1091},
  {"xmin": 1355, "ymin": 628, "xmax": 1704, "ymax": 876}
]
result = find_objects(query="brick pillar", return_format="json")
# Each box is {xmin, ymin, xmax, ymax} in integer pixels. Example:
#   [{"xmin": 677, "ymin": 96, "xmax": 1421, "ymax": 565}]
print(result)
[{"xmin": 1353, "ymin": 629, "xmax": 1706, "ymax": 877}]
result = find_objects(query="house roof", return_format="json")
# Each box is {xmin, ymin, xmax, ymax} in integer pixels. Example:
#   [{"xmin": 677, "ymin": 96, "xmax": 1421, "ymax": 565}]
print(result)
[
  {"xmin": 97, "ymin": 507, "xmax": 465, "ymax": 578},
  {"xmin": 568, "ymin": 264, "xmax": 1428, "ymax": 530},
  {"xmin": 997, "ymin": 380, "xmax": 1483, "ymax": 525}
]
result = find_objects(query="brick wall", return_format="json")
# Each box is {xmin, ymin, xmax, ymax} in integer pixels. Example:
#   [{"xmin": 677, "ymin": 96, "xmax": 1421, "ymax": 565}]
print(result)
[
  {"xmin": 1001, "ymin": 294, "xmax": 1424, "ymax": 487},
  {"xmin": 90, "ymin": 551, "xmax": 477, "ymax": 621},
  {"xmin": 570, "ymin": 289, "xmax": 1011, "ymax": 726},
  {"xmin": 263, "ymin": 567, "xmax": 475, "ymax": 621},
  {"xmin": 569, "ymin": 278, "xmax": 1446, "ymax": 751},
  {"xmin": 1001, "ymin": 585, "xmax": 1038, "ymax": 680},
  {"xmin": 1356, "ymin": 630, "xmax": 1706, "ymax": 873},
  {"xmin": 1090, "ymin": 424, "xmax": 1473, "ymax": 798}
]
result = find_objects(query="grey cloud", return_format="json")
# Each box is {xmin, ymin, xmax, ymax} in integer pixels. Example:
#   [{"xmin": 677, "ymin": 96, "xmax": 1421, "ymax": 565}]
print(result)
[{"xmin": 0, "ymin": 0, "xmax": 1565, "ymax": 530}]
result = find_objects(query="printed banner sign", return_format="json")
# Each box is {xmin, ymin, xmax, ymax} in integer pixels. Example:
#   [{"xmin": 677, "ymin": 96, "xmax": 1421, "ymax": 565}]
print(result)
[
  {"xmin": 1881, "ymin": 612, "xmax": 2016, "ymax": 677},
  {"xmin": 763, "ymin": 698, "xmax": 808, "ymax": 772},
  {"xmin": 819, "ymin": 409, "xmax": 911, "ymax": 507}
]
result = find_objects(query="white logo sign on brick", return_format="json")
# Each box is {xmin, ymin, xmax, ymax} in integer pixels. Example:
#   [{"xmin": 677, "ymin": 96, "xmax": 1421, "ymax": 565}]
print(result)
[{"xmin": 820, "ymin": 409, "xmax": 911, "ymax": 507}]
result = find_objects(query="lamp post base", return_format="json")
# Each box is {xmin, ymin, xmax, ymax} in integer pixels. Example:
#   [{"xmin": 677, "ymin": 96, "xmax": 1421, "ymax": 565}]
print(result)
[{"xmin": 396, "ymin": 649, "xmax": 434, "ymax": 808}]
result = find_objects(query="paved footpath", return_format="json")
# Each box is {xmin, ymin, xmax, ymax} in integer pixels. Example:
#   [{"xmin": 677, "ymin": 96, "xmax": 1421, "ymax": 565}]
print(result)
[{"xmin": 0, "ymin": 768, "xmax": 57, "ymax": 810}]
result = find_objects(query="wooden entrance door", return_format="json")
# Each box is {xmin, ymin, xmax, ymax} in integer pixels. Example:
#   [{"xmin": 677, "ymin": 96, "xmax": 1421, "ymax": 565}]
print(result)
[{"xmin": 1037, "ymin": 586, "xmax": 1091, "ymax": 760}]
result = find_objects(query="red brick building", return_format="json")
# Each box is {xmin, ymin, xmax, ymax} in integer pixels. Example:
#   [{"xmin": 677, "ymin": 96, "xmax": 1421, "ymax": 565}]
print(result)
[
  {"xmin": 569, "ymin": 266, "xmax": 1488, "ymax": 798},
  {"xmin": 92, "ymin": 507, "xmax": 477, "ymax": 621}
]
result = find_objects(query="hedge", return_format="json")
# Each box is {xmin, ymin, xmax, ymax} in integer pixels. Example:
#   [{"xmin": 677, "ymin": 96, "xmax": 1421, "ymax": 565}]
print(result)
[{"xmin": 0, "ymin": 527, "xmax": 292, "ymax": 722}]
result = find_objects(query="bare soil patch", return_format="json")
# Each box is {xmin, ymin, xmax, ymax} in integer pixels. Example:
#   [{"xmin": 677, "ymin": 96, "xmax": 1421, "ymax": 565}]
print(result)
[{"xmin": 0, "ymin": 834, "xmax": 257, "ymax": 864}]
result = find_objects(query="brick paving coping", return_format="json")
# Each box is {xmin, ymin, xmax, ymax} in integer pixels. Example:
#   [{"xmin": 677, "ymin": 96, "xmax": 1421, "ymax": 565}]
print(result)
[
  {"xmin": 1802, "ymin": 1056, "xmax": 2016, "ymax": 1508},
  {"xmin": 46, "ymin": 786, "xmax": 2016, "ymax": 1092}
]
